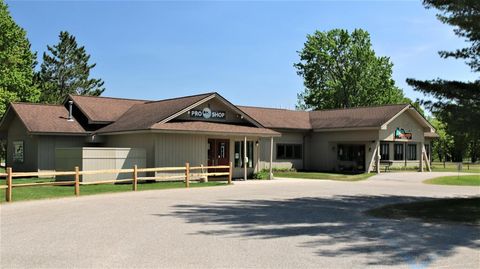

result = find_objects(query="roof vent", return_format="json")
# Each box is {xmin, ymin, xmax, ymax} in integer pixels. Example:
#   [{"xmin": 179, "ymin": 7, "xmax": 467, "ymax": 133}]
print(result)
[{"xmin": 67, "ymin": 100, "xmax": 74, "ymax": 122}]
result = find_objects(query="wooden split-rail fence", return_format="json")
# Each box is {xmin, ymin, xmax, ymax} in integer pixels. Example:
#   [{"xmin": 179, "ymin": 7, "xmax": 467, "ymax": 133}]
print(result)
[{"xmin": 0, "ymin": 162, "xmax": 233, "ymax": 203}]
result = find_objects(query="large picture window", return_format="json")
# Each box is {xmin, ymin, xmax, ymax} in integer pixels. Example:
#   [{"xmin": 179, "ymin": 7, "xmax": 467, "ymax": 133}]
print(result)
[
  {"xmin": 276, "ymin": 144, "xmax": 302, "ymax": 159},
  {"xmin": 407, "ymin": 144, "xmax": 417, "ymax": 160},
  {"xmin": 234, "ymin": 141, "xmax": 254, "ymax": 168},
  {"xmin": 394, "ymin": 143, "xmax": 404, "ymax": 160},
  {"xmin": 380, "ymin": 143, "xmax": 389, "ymax": 160}
]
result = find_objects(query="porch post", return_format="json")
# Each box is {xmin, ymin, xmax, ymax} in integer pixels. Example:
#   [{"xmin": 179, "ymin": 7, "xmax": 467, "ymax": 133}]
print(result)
[
  {"xmin": 244, "ymin": 136, "xmax": 247, "ymax": 180},
  {"xmin": 376, "ymin": 141, "xmax": 380, "ymax": 174},
  {"xmin": 269, "ymin": 137, "xmax": 273, "ymax": 180},
  {"xmin": 420, "ymin": 142, "xmax": 424, "ymax": 172}
]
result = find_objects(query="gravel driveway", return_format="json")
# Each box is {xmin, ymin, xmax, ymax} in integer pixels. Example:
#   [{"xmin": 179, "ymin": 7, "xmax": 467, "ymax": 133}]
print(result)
[{"xmin": 1, "ymin": 172, "xmax": 479, "ymax": 268}]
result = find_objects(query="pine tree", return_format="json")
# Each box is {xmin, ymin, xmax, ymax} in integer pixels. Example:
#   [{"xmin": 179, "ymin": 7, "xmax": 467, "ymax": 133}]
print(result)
[
  {"xmin": 406, "ymin": 0, "xmax": 480, "ymax": 162},
  {"xmin": 38, "ymin": 31, "xmax": 105, "ymax": 104},
  {"xmin": 0, "ymin": 0, "xmax": 40, "ymax": 116}
]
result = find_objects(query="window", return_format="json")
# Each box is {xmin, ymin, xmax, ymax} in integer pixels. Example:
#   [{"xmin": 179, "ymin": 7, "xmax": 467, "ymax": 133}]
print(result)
[
  {"xmin": 234, "ymin": 141, "xmax": 254, "ymax": 168},
  {"xmin": 12, "ymin": 141, "xmax": 24, "ymax": 163},
  {"xmin": 380, "ymin": 143, "xmax": 389, "ymax": 160},
  {"xmin": 407, "ymin": 144, "xmax": 417, "ymax": 160},
  {"xmin": 276, "ymin": 144, "xmax": 302, "ymax": 159},
  {"xmin": 394, "ymin": 143, "xmax": 404, "ymax": 160}
]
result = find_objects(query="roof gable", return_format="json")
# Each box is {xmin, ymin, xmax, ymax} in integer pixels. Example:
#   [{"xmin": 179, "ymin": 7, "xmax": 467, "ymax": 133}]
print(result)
[
  {"xmin": 68, "ymin": 95, "xmax": 147, "ymax": 124},
  {"xmin": 0, "ymin": 103, "xmax": 86, "ymax": 135},
  {"xmin": 310, "ymin": 104, "xmax": 409, "ymax": 130},
  {"xmin": 96, "ymin": 93, "xmax": 215, "ymax": 133}
]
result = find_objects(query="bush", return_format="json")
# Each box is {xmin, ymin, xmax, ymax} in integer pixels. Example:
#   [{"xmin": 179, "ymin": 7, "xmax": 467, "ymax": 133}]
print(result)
[
  {"xmin": 252, "ymin": 170, "xmax": 270, "ymax": 180},
  {"xmin": 252, "ymin": 168, "xmax": 297, "ymax": 179}
]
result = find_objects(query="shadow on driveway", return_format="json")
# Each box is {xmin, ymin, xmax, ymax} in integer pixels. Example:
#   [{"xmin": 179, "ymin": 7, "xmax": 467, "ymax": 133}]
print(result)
[{"xmin": 156, "ymin": 195, "xmax": 480, "ymax": 266}]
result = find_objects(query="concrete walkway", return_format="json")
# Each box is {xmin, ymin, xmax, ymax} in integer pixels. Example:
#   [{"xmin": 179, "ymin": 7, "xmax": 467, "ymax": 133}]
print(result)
[{"xmin": 1, "ymin": 173, "xmax": 479, "ymax": 268}]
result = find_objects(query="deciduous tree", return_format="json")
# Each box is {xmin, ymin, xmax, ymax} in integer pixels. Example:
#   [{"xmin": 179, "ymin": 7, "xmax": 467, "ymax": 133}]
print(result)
[
  {"xmin": 0, "ymin": 1, "xmax": 40, "ymax": 116},
  {"xmin": 295, "ymin": 29, "xmax": 407, "ymax": 110}
]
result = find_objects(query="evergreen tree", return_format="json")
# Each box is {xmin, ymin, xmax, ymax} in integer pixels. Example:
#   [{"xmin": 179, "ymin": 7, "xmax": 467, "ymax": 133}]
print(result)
[
  {"xmin": 406, "ymin": 0, "xmax": 480, "ymax": 162},
  {"xmin": 38, "ymin": 31, "xmax": 105, "ymax": 104},
  {"xmin": 0, "ymin": 0, "xmax": 40, "ymax": 116},
  {"xmin": 295, "ymin": 29, "xmax": 407, "ymax": 110}
]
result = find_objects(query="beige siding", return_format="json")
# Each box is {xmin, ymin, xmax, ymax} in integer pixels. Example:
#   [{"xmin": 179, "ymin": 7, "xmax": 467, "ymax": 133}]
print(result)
[
  {"xmin": 259, "ymin": 131, "xmax": 307, "ymax": 170},
  {"xmin": 6, "ymin": 117, "xmax": 38, "ymax": 172},
  {"xmin": 55, "ymin": 147, "xmax": 146, "ymax": 182},
  {"xmin": 104, "ymin": 133, "xmax": 156, "ymax": 169},
  {"xmin": 380, "ymin": 111, "xmax": 426, "ymax": 143},
  {"xmin": 37, "ymin": 136, "xmax": 86, "ymax": 172},
  {"xmin": 307, "ymin": 130, "xmax": 379, "ymax": 171}
]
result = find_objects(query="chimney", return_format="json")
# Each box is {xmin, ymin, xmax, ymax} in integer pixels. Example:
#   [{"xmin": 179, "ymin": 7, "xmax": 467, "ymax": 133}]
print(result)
[{"xmin": 67, "ymin": 100, "xmax": 74, "ymax": 122}]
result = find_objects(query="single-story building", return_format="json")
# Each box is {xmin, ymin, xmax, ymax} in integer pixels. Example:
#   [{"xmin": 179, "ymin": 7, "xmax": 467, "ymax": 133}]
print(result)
[{"xmin": 0, "ymin": 92, "xmax": 437, "ymax": 180}]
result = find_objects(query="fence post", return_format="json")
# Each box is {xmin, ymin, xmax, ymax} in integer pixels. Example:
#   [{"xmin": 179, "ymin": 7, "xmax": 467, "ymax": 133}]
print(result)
[
  {"xmin": 6, "ymin": 167, "xmax": 12, "ymax": 202},
  {"xmin": 133, "ymin": 165, "xmax": 138, "ymax": 191},
  {"xmin": 74, "ymin": 166, "xmax": 80, "ymax": 197},
  {"xmin": 228, "ymin": 162, "xmax": 232, "ymax": 185},
  {"xmin": 185, "ymin": 162, "xmax": 190, "ymax": 188}
]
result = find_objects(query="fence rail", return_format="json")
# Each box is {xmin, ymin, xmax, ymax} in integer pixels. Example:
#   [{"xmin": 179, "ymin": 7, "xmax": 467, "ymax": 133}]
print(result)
[{"xmin": 0, "ymin": 162, "xmax": 233, "ymax": 202}]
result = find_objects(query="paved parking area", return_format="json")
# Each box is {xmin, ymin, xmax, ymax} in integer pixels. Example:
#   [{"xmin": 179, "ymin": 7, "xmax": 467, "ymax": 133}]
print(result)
[{"xmin": 1, "ymin": 172, "xmax": 479, "ymax": 268}]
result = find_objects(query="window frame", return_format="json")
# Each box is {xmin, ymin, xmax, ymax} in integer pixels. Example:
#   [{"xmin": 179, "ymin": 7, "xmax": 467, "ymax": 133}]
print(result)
[
  {"xmin": 380, "ymin": 143, "xmax": 389, "ymax": 160},
  {"xmin": 276, "ymin": 144, "xmax": 303, "ymax": 160},
  {"xmin": 394, "ymin": 143, "xmax": 404, "ymax": 161},
  {"xmin": 234, "ymin": 141, "xmax": 254, "ymax": 168},
  {"xmin": 407, "ymin": 144, "xmax": 417, "ymax": 160}
]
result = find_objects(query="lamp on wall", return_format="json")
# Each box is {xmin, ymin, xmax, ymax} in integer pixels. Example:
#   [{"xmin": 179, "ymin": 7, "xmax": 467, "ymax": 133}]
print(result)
[
  {"xmin": 255, "ymin": 141, "xmax": 259, "ymax": 147},
  {"xmin": 368, "ymin": 147, "xmax": 372, "ymax": 152}
]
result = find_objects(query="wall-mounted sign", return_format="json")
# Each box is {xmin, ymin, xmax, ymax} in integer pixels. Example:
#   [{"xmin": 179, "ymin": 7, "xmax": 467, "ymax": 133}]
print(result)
[
  {"xmin": 395, "ymin": 128, "xmax": 412, "ymax": 140},
  {"xmin": 13, "ymin": 141, "xmax": 24, "ymax": 163},
  {"xmin": 190, "ymin": 107, "xmax": 226, "ymax": 119}
]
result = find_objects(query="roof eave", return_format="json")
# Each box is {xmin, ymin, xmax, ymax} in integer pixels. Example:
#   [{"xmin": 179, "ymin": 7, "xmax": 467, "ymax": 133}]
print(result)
[{"xmin": 313, "ymin": 127, "xmax": 381, "ymax": 132}]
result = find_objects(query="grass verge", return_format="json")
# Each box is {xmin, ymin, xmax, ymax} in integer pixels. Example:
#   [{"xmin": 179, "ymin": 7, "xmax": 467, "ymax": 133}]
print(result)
[
  {"xmin": 366, "ymin": 197, "xmax": 480, "ymax": 225},
  {"xmin": 273, "ymin": 172, "xmax": 375, "ymax": 181},
  {"xmin": 423, "ymin": 175, "xmax": 480, "ymax": 186},
  {"xmin": 0, "ymin": 178, "xmax": 227, "ymax": 203}
]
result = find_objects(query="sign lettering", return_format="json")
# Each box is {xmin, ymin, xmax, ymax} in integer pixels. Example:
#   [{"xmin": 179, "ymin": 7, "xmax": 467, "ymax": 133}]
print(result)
[{"xmin": 190, "ymin": 107, "xmax": 226, "ymax": 119}]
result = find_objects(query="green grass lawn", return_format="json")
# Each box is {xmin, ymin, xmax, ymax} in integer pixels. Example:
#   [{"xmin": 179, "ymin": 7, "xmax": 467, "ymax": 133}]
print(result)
[
  {"xmin": 423, "ymin": 174, "xmax": 480, "ymax": 186},
  {"xmin": 431, "ymin": 162, "xmax": 480, "ymax": 173},
  {"xmin": 273, "ymin": 171, "xmax": 375, "ymax": 181},
  {"xmin": 0, "ymin": 177, "xmax": 227, "ymax": 203},
  {"xmin": 366, "ymin": 197, "xmax": 480, "ymax": 225}
]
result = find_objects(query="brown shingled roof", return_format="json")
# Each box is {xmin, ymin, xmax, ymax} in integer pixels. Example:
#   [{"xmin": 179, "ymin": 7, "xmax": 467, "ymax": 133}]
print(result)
[
  {"xmin": 238, "ymin": 106, "xmax": 311, "ymax": 130},
  {"xmin": 96, "ymin": 93, "xmax": 215, "ymax": 133},
  {"xmin": 69, "ymin": 95, "xmax": 147, "ymax": 123},
  {"xmin": 151, "ymin": 121, "xmax": 280, "ymax": 136},
  {"xmin": 309, "ymin": 104, "xmax": 409, "ymax": 130},
  {"xmin": 7, "ymin": 103, "xmax": 86, "ymax": 134}
]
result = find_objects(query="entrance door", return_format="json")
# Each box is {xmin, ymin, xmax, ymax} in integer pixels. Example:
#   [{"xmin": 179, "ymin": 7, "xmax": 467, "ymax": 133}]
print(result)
[
  {"xmin": 208, "ymin": 139, "xmax": 230, "ymax": 172},
  {"xmin": 337, "ymin": 144, "xmax": 366, "ymax": 172}
]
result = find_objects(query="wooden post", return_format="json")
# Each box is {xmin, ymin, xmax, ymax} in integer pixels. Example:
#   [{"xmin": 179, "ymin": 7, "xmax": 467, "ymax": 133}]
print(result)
[
  {"xmin": 185, "ymin": 162, "xmax": 190, "ymax": 188},
  {"xmin": 244, "ymin": 136, "xmax": 247, "ymax": 181},
  {"xmin": 132, "ymin": 165, "xmax": 138, "ymax": 191},
  {"xmin": 420, "ymin": 143, "xmax": 424, "ymax": 172},
  {"xmin": 6, "ymin": 167, "xmax": 12, "ymax": 202},
  {"xmin": 74, "ymin": 166, "xmax": 80, "ymax": 196},
  {"xmin": 269, "ymin": 137, "xmax": 273, "ymax": 180},
  {"xmin": 376, "ymin": 142, "xmax": 381, "ymax": 174},
  {"xmin": 201, "ymin": 164, "xmax": 207, "ymax": 182},
  {"xmin": 228, "ymin": 162, "xmax": 233, "ymax": 185}
]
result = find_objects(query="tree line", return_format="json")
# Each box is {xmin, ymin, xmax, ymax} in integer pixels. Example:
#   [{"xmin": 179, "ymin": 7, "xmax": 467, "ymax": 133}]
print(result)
[
  {"xmin": 294, "ymin": 0, "xmax": 479, "ymax": 163},
  {"xmin": 1, "ymin": 0, "xmax": 478, "ymax": 163},
  {"xmin": 0, "ymin": 0, "xmax": 104, "ymax": 117}
]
